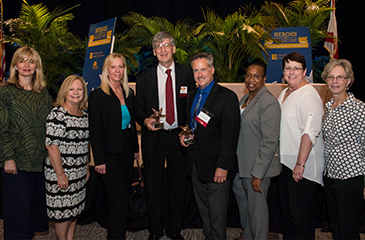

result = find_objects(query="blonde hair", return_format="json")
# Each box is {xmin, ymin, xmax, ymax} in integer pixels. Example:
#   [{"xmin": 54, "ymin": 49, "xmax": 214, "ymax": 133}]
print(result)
[
  {"xmin": 7, "ymin": 46, "xmax": 46, "ymax": 93},
  {"xmin": 54, "ymin": 75, "xmax": 88, "ymax": 110},
  {"xmin": 100, "ymin": 53, "xmax": 130, "ymax": 97},
  {"xmin": 322, "ymin": 59, "xmax": 355, "ymax": 88}
]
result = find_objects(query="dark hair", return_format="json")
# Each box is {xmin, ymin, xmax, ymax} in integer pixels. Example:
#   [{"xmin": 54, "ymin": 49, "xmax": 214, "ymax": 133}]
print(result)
[
  {"xmin": 248, "ymin": 58, "xmax": 267, "ymax": 76},
  {"xmin": 282, "ymin": 52, "xmax": 306, "ymax": 70}
]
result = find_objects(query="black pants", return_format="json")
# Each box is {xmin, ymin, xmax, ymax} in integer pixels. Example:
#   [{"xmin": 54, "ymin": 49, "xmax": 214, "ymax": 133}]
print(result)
[
  {"xmin": 144, "ymin": 131, "xmax": 186, "ymax": 236},
  {"xmin": 101, "ymin": 152, "xmax": 134, "ymax": 239},
  {"xmin": 278, "ymin": 165, "xmax": 320, "ymax": 240},
  {"xmin": 324, "ymin": 175, "xmax": 363, "ymax": 240},
  {"xmin": 1, "ymin": 169, "xmax": 49, "ymax": 240}
]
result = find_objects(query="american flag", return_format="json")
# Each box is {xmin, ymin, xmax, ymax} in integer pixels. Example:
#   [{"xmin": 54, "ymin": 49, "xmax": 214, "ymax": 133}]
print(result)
[{"xmin": 324, "ymin": 0, "xmax": 338, "ymax": 60}]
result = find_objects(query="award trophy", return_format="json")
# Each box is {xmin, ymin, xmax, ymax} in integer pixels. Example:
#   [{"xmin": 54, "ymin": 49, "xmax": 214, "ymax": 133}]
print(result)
[
  {"xmin": 150, "ymin": 108, "xmax": 165, "ymax": 129},
  {"xmin": 179, "ymin": 124, "xmax": 195, "ymax": 146}
]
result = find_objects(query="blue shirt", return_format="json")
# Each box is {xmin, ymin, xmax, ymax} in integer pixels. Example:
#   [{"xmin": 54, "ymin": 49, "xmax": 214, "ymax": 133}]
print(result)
[
  {"xmin": 190, "ymin": 80, "xmax": 215, "ymax": 130},
  {"xmin": 121, "ymin": 105, "xmax": 131, "ymax": 130}
]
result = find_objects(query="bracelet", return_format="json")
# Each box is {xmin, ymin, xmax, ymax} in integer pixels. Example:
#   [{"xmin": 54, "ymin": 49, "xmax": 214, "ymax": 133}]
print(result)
[{"xmin": 296, "ymin": 162, "xmax": 305, "ymax": 168}]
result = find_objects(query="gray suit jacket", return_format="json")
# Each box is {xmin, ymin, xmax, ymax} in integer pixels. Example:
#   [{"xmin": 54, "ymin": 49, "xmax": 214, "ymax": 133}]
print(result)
[{"xmin": 236, "ymin": 86, "xmax": 282, "ymax": 179}]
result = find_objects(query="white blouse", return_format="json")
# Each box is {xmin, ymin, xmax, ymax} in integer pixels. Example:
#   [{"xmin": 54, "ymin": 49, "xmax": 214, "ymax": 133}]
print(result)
[{"xmin": 278, "ymin": 84, "xmax": 325, "ymax": 185}]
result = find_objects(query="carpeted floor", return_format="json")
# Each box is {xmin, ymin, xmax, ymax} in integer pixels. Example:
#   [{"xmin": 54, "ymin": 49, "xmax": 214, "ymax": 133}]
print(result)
[
  {"xmin": 0, "ymin": 220, "xmax": 364, "ymax": 239},
  {"xmin": 30, "ymin": 221, "xmax": 362, "ymax": 240}
]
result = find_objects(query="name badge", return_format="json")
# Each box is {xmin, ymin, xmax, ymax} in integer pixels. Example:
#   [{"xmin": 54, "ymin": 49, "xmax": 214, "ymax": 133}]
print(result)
[
  {"xmin": 180, "ymin": 86, "xmax": 188, "ymax": 97},
  {"xmin": 195, "ymin": 108, "xmax": 213, "ymax": 127}
]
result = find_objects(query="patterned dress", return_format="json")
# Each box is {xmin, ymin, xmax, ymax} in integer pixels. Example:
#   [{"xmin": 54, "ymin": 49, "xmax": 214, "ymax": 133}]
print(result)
[{"xmin": 44, "ymin": 106, "xmax": 89, "ymax": 222}]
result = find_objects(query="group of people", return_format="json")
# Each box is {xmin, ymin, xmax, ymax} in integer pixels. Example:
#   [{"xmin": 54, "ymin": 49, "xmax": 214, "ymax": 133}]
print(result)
[
  {"xmin": 0, "ymin": 30, "xmax": 363, "ymax": 240},
  {"xmin": 233, "ymin": 52, "xmax": 365, "ymax": 240}
]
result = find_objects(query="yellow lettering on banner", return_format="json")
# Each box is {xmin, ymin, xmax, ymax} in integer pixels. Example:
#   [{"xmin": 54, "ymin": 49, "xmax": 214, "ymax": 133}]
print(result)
[
  {"xmin": 271, "ymin": 54, "xmax": 278, "ymax": 60},
  {"xmin": 95, "ymin": 26, "xmax": 108, "ymax": 33},
  {"xmin": 89, "ymin": 53, "xmax": 93, "ymax": 59},
  {"xmin": 274, "ymin": 31, "xmax": 298, "ymax": 37},
  {"xmin": 265, "ymin": 43, "xmax": 309, "ymax": 49},
  {"xmin": 88, "ymin": 38, "xmax": 112, "ymax": 47}
]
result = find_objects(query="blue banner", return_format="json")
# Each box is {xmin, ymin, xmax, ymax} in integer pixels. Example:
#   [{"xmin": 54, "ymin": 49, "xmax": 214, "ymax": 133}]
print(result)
[
  {"xmin": 265, "ymin": 27, "xmax": 312, "ymax": 83},
  {"xmin": 83, "ymin": 17, "xmax": 116, "ymax": 94}
]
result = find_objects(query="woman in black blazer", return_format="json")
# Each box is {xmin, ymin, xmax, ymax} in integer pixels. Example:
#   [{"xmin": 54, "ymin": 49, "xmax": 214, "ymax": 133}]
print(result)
[{"xmin": 88, "ymin": 53, "xmax": 139, "ymax": 239}]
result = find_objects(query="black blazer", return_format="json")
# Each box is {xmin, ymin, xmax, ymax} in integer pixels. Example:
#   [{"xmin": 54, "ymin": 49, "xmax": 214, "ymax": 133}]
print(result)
[
  {"xmin": 186, "ymin": 82, "xmax": 240, "ymax": 183},
  {"xmin": 88, "ymin": 86, "xmax": 139, "ymax": 166},
  {"xmin": 135, "ymin": 62, "xmax": 196, "ymax": 163}
]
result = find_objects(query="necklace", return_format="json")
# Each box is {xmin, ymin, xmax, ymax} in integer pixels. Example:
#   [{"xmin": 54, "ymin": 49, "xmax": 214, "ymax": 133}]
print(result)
[{"xmin": 241, "ymin": 96, "xmax": 251, "ymax": 108}]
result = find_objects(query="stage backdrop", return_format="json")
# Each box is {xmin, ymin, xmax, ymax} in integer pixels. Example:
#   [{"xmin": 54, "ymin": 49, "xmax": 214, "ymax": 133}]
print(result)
[
  {"xmin": 83, "ymin": 17, "xmax": 116, "ymax": 95},
  {"xmin": 265, "ymin": 27, "xmax": 312, "ymax": 83}
]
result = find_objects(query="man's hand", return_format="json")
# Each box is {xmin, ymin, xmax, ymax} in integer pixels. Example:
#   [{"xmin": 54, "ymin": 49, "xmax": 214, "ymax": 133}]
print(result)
[
  {"xmin": 95, "ymin": 164, "xmax": 106, "ymax": 174},
  {"xmin": 144, "ymin": 117, "xmax": 163, "ymax": 131},
  {"xmin": 214, "ymin": 168, "xmax": 228, "ymax": 183}
]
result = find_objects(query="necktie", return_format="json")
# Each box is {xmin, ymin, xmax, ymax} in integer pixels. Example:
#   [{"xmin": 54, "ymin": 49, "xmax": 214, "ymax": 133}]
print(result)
[
  {"xmin": 165, "ymin": 69, "xmax": 175, "ymax": 125},
  {"xmin": 193, "ymin": 90, "xmax": 203, "ymax": 131}
]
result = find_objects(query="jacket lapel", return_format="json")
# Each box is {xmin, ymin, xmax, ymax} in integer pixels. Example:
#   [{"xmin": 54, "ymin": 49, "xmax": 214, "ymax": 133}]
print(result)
[
  {"xmin": 149, "ymin": 66, "xmax": 160, "ymax": 109},
  {"xmin": 201, "ymin": 82, "xmax": 219, "ymax": 111},
  {"xmin": 241, "ymin": 86, "xmax": 267, "ymax": 118}
]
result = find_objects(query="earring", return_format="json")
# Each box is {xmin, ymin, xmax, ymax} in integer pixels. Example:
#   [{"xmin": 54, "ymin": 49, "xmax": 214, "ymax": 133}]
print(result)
[{"xmin": 345, "ymin": 86, "xmax": 349, "ymax": 91}]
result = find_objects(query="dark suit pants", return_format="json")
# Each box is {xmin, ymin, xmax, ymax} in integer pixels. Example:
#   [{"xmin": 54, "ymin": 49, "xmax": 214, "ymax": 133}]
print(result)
[
  {"xmin": 279, "ymin": 165, "xmax": 320, "ymax": 240},
  {"xmin": 191, "ymin": 164, "xmax": 230, "ymax": 240},
  {"xmin": 324, "ymin": 175, "xmax": 363, "ymax": 240},
  {"xmin": 101, "ymin": 152, "xmax": 134, "ymax": 239},
  {"xmin": 1, "ymin": 169, "xmax": 48, "ymax": 240},
  {"xmin": 144, "ymin": 131, "xmax": 186, "ymax": 236}
]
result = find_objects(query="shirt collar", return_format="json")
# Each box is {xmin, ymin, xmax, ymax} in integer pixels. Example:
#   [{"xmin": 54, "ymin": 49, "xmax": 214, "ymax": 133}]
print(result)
[
  {"xmin": 158, "ymin": 62, "xmax": 175, "ymax": 73},
  {"xmin": 199, "ymin": 80, "xmax": 215, "ymax": 95},
  {"xmin": 326, "ymin": 92, "xmax": 354, "ymax": 109}
]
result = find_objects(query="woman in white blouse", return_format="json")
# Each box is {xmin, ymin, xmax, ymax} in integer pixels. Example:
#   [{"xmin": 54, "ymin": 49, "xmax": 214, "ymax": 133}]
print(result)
[
  {"xmin": 322, "ymin": 59, "xmax": 365, "ymax": 239},
  {"xmin": 278, "ymin": 52, "xmax": 324, "ymax": 239}
]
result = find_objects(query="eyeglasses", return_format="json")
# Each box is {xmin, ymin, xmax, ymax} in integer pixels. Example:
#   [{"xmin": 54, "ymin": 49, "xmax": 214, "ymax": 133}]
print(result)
[
  {"xmin": 244, "ymin": 74, "xmax": 263, "ymax": 80},
  {"xmin": 326, "ymin": 75, "xmax": 347, "ymax": 81},
  {"xmin": 284, "ymin": 67, "xmax": 303, "ymax": 72},
  {"xmin": 154, "ymin": 43, "xmax": 173, "ymax": 50}
]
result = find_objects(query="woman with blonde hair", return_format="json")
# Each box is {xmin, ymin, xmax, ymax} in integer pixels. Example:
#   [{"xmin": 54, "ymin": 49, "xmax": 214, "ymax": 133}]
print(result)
[
  {"xmin": 45, "ymin": 75, "xmax": 89, "ymax": 240},
  {"xmin": 0, "ymin": 46, "xmax": 53, "ymax": 240},
  {"xmin": 88, "ymin": 53, "xmax": 139, "ymax": 239},
  {"xmin": 322, "ymin": 59, "xmax": 365, "ymax": 239}
]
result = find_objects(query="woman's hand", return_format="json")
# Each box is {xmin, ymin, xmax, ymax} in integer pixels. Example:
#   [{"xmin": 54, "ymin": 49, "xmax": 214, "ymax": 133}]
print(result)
[
  {"xmin": 251, "ymin": 177, "xmax": 262, "ymax": 193},
  {"xmin": 86, "ymin": 167, "xmax": 90, "ymax": 182},
  {"xmin": 292, "ymin": 164, "xmax": 304, "ymax": 182},
  {"xmin": 4, "ymin": 160, "xmax": 17, "ymax": 174},
  {"xmin": 57, "ymin": 173, "xmax": 69, "ymax": 190},
  {"xmin": 95, "ymin": 164, "xmax": 106, "ymax": 174}
]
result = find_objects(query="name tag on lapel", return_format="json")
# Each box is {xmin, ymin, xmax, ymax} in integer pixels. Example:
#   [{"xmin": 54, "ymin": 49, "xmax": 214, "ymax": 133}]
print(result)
[
  {"xmin": 179, "ymin": 86, "xmax": 188, "ymax": 97},
  {"xmin": 195, "ymin": 108, "xmax": 214, "ymax": 127}
]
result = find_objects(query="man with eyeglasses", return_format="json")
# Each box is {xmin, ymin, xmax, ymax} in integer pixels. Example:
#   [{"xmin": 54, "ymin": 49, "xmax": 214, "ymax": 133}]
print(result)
[{"xmin": 135, "ymin": 31, "xmax": 196, "ymax": 240}]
